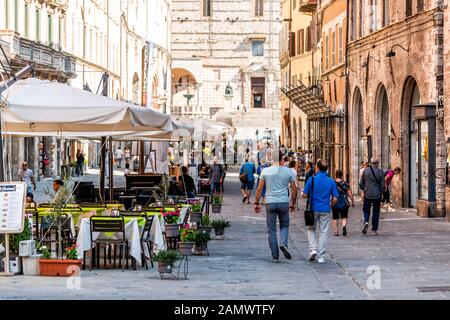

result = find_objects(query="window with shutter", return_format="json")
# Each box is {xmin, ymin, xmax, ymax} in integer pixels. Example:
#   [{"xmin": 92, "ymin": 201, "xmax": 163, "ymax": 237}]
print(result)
[
  {"xmin": 331, "ymin": 31, "xmax": 336, "ymax": 66},
  {"xmin": 300, "ymin": 29, "xmax": 305, "ymax": 54},
  {"xmin": 289, "ymin": 32, "xmax": 296, "ymax": 57},
  {"xmin": 406, "ymin": 0, "xmax": 412, "ymax": 17},
  {"xmin": 417, "ymin": 0, "xmax": 424, "ymax": 12},
  {"xmin": 202, "ymin": 0, "xmax": 211, "ymax": 17},
  {"xmin": 255, "ymin": 0, "xmax": 264, "ymax": 17},
  {"xmin": 306, "ymin": 26, "xmax": 311, "ymax": 51},
  {"xmin": 338, "ymin": 27, "xmax": 343, "ymax": 63}
]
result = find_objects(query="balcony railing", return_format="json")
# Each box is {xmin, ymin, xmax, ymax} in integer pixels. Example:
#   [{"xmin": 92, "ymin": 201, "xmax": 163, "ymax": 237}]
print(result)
[
  {"xmin": 0, "ymin": 31, "xmax": 76, "ymax": 79},
  {"xmin": 299, "ymin": 0, "xmax": 318, "ymax": 13}
]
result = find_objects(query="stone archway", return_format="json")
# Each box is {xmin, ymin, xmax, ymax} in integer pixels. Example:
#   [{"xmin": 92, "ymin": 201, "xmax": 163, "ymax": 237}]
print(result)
[
  {"xmin": 401, "ymin": 76, "xmax": 421, "ymax": 207},
  {"xmin": 375, "ymin": 84, "xmax": 390, "ymax": 170},
  {"xmin": 352, "ymin": 87, "xmax": 364, "ymax": 191}
]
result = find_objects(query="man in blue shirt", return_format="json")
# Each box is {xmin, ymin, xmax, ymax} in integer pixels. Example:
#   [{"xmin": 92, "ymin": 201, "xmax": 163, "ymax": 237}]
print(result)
[
  {"xmin": 302, "ymin": 159, "xmax": 339, "ymax": 263},
  {"xmin": 239, "ymin": 158, "xmax": 256, "ymax": 204},
  {"xmin": 254, "ymin": 155, "xmax": 297, "ymax": 263}
]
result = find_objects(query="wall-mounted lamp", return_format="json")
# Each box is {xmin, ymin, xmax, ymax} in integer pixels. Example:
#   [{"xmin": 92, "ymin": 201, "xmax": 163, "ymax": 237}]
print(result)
[
  {"xmin": 386, "ymin": 44, "xmax": 409, "ymax": 57},
  {"xmin": 362, "ymin": 56, "xmax": 380, "ymax": 68}
]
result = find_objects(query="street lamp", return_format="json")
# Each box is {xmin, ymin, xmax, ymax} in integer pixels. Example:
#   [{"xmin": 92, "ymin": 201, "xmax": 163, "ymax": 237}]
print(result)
[{"xmin": 386, "ymin": 44, "xmax": 409, "ymax": 57}]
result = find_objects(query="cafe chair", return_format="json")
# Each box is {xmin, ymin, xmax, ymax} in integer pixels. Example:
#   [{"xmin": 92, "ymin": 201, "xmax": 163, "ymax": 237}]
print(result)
[
  {"xmin": 89, "ymin": 216, "xmax": 128, "ymax": 272},
  {"xmin": 140, "ymin": 215, "xmax": 155, "ymax": 269},
  {"xmin": 119, "ymin": 210, "xmax": 145, "ymax": 217},
  {"xmin": 80, "ymin": 202, "xmax": 107, "ymax": 208}
]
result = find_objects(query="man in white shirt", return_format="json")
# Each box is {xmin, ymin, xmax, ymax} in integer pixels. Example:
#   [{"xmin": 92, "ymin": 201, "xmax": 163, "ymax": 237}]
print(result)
[
  {"xmin": 115, "ymin": 147, "xmax": 123, "ymax": 168},
  {"xmin": 18, "ymin": 161, "xmax": 36, "ymax": 194}
]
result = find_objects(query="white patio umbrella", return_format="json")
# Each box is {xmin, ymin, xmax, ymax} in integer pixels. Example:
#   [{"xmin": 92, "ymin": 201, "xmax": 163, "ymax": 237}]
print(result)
[
  {"xmin": 175, "ymin": 116, "xmax": 229, "ymax": 141},
  {"xmin": 0, "ymin": 78, "xmax": 173, "ymax": 136}
]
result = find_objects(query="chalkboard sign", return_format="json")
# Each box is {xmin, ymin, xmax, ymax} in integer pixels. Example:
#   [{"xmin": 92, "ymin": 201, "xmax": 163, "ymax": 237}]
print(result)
[{"xmin": 0, "ymin": 182, "xmax": 27, "ymax": 234}]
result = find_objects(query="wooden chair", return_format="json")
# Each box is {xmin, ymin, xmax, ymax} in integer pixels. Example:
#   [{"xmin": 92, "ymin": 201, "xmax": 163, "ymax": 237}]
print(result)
[
  {"xmin": 89, "ymin": 217, "xmax": 128, "ymax": 272},
  {"xmin": 140, "ymin": 215, "xmax": 155, "ymax": 269},
  {"xmin": 80, "ymin": 202, "xmax": 107, "ymax": 208}
]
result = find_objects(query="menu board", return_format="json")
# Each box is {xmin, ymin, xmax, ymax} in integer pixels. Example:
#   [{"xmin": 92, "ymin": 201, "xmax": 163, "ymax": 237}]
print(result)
[{"xmin": 0, "ymin": 182, "xmax": 26, "ymax": 234}]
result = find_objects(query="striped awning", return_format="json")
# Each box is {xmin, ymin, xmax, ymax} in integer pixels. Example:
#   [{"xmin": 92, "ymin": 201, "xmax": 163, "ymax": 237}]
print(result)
[{"xmin": 281, "ymin": 82, "xmax": 329, "ymax": 118}]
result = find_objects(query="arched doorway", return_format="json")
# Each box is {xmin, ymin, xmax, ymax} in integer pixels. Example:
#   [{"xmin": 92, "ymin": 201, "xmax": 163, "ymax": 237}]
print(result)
[
  {"xmin": 401, "ymin": 76, "xmax": 421, "ymax": 207},
  {"xmin": 376, "ymin": 84, "xmax": 390, "ymax": 169},
  {"xmin": 352, "ymin": 87, "xmax": 364, "ymax": 191},
  {"xmin": 298, "ymin": 117, "xmax": 303, "ymax": 150},
  {"xmin": 292, "ymin": 118, "xmax": 297, "ymax": 150},
  {"xmin": 132, "ymin": 73, "xmax": 139, "ymax": 105},
  {"xmin": 172, "ymin": 68, "xmax": 198, "ymax": 114}
]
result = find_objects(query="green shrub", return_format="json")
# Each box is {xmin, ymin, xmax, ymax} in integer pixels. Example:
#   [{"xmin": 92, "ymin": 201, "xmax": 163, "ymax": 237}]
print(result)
[
  {"xmin": 193, "ymin": 230, "xmax": 211, "ymax": 244},
  {"xmin": 152, "ymin": 250, "xmax": 181, "ymax": 265},
  {"xmin": 211, "ymin": 219, "xmax": 230, "ymax": 229}
]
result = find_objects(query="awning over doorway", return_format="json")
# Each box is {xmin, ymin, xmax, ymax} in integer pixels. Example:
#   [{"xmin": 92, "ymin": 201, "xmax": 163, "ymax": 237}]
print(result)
[{"xmin": 281, "ymin": 81, "xmax": 329, "ymax": 118}]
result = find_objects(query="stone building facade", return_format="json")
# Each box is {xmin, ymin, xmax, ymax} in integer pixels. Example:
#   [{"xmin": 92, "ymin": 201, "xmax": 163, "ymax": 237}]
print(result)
[
  {"xmin": 171, "ymin": 0, "xmax": 281, "ymax": 143},
  {"xmin": 348, "ymin": 0, "xmax": 445, "ymax": 216},
  {"xmin": 280, "ymin": 0, "xmax": 310, "ymax": 151}
]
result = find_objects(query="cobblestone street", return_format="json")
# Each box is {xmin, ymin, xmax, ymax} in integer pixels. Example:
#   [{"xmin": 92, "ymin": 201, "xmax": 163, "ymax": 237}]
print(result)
[{"xmin": 1, "ymin": 173, "xmax": 450, "ymax": 299}]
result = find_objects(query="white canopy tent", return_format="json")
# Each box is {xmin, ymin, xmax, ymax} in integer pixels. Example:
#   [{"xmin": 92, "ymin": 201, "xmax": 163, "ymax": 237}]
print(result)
[
  {"xmin": 0, "ymin": 78, "xmax": 174, "ymax": 136},
  {"xmin": 175, "ymin": 116, "xmax": 230, "ymax": 141}
]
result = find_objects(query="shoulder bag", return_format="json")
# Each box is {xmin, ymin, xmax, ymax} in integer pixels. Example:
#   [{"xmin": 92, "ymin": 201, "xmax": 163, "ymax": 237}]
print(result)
[
  {"xmin": 370, "ymin": 166, "xmax": 386, "ymax": 193},
  {"xmin": 304, "ymin": 177, "xmax": 315, "ymax": 227}
]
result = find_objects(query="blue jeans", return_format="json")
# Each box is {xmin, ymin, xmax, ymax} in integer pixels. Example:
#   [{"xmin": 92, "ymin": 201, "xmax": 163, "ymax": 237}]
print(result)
[
  {"xmin": 363, "ymin": 197, "xmax": 381, "ymax": 231},
  {"xmin": 265, "ymin": 203, "xmax": 290, "ymax": 259},
  {"xmin": 211, "ymin": 182, "xmax": 221, "ymax": 194}
]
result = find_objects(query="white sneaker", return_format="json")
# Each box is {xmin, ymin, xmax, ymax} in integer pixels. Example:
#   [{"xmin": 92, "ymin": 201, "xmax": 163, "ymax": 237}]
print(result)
[
  {"xmin": 308, "ymin": 250, "xmax": 317, "ymax": 262},
  {"xmin": 318, "ymin": 257, "xmax": 325, "ymax": 264}
]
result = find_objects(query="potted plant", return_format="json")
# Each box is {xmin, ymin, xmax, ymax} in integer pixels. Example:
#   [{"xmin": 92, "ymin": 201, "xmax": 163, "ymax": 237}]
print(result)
[
  {"xmin": 38, "ymin": 243, "xmax": 82, "ymax": 277},
  {"xmin": 211, "ymin": 194, "xmax": 223, "ymax": 213},
  {"xmin": 189, "ymin": 201, "xmax": 202, "ymax": 225},
  {"xmin": 152, "ymin": 250, "xmax": 181, "ymax": 274},
  {"xmin": 198, "ymin": 214, "xmax": 212, "ymax": 237},
  {"xmin": 3, "ymin": 217, "xmax": 32, "ymax": 273},
  {"xmin": 178, "ymin": 225, "xmax": 195, "ymax": 256},
  {"xmin": 193, "ymin": 229, "xmax": 211, "ymax": 256},
  {"xmin": 163, "ymin": 209, "xmax": 181, "ymax": 237},
  {"xmin": 211, "ymin": 219, "xmax": 231, "ymax": 238}
]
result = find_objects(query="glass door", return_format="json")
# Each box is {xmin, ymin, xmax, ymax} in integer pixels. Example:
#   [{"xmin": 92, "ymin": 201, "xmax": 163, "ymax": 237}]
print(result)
[{"xmin": 418, "ymin": 120, "xmax": 429, "ymax": 200}]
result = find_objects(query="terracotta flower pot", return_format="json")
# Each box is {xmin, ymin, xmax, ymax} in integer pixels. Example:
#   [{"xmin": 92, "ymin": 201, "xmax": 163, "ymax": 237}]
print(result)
[
  {"xmin": 190, "ymin": 212, "xmax": 202, "ymax": 224},
  {"xmin": 39, "ymin": 259, "xmax": 83, "ymax": 277},
  {"xmin": 178, "ymin": 242, "xmax": 195, "ymax": 256},
  {"xmin": 165, "ymin": 223, "xmax": 180, "ymax": 237},
  {"xmin": 158, "ymin": 263, "xmax": 174, "ymax": 274}
]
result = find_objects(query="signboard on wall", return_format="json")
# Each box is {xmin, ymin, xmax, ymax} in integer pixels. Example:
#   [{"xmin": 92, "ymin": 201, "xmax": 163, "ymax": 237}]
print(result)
[{"xmin": 0, "ymin": 182, "xmax": 27, "ymax": 234}]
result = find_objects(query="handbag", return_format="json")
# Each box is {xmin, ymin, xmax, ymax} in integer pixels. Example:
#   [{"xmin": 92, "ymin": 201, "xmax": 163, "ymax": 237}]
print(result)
[
  {"xmin": 304, "ymin": 176, "xmax": 315, "ymax": 227},
  {"xmin": 370, "ymin": 166, "xmax": 386, "ymax": 193}
]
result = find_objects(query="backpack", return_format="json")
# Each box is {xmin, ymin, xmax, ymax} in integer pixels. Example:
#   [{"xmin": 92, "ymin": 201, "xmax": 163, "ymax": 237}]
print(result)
[
  {"xmin": 334, "ymin": 181, "xmax": 350, "ymax": 209},
  {"xmin": 239, "ymin": 164, "xmax": 248, "ymax": 183}
]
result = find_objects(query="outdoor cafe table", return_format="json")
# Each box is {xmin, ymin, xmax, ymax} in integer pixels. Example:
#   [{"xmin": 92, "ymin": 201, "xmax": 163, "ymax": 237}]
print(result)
[{"xmin": 76, "ymin": 213, "xmax": 165, "ymax": 267}]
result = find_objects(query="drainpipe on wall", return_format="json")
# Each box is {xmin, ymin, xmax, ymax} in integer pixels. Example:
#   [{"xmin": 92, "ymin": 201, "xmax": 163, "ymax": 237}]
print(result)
[{"xmin": 344, "ymin": 0, "xmax": 350, "ymax": 183}]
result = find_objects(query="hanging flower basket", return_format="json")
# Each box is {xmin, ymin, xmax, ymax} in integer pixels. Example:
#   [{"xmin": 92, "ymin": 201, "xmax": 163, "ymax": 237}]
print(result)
[
  {"xmin": 214, "ymin": 227, "xmax": 225, "ymax": 237},
  {"xmin": 157, "ymin": 262, "xmax": 174, "ymax": 274},
  {"xmin": 198, "ymin": 226, "xmax": 212, "ymax": 237},
  {"xmin": 165, "ymin": 224, "xmax": 181, "ymax": 238},
  {"xmin": 178, "ymin": 242, "xmax": 195, "ymax": 256},
  {"xmin": 39, "ymin": 259, "xmax": 83, "ymax": 277},
  {"xmin": 190, "ymin": 212, "xmax": 202, "ymax": 224},
  {"xmin": 211, "ymin": 204, "xmax": 222, "ymax": 213}
]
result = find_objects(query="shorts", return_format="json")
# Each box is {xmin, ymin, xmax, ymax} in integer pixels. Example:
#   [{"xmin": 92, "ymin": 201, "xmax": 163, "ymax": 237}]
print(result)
[
  {"xmin": 382, "ymin": 190, "xmax": 390, "ymax": 203},
  {"xmin": 332, "ymin": 207, "xmax": 349, "ymax": 220},
  {"xmin": 241, "ymin": 180, "xmax": 254, "ymax": 191}
]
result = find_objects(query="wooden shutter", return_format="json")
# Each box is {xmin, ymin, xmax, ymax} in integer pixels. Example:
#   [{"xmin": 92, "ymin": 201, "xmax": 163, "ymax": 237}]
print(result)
[{"xmin": 289, "ymin": 32, "xmax": 296, "ymax": 57}]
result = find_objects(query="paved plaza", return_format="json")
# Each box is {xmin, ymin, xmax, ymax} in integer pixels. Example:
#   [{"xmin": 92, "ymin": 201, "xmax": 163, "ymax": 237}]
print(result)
[{"xmin": 2, "ymin": 172, "xmax": 450, "ymax": 300}]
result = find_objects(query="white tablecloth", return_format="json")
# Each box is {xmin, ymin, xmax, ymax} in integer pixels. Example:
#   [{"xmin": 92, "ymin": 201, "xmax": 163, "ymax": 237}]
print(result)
[
  {"xmin": 76, "ymin": 218, "xmax": 142, "ymax": 265},
  {"xmin": 76, "ymin": 217, "xmax": 166, "ymax": 266}
]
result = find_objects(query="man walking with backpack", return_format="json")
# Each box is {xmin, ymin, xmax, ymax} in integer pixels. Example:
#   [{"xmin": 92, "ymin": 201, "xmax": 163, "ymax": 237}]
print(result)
[
  {"xmin": 240, "ymin": 158, "xmax": 256, "ymax": 203},
  {"xmin": 360, "ymin": 157, "xmax": 384, "ymax": 235}
]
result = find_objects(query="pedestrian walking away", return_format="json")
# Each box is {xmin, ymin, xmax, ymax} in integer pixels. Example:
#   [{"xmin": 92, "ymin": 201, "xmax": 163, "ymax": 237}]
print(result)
[
  {"xmin": 256, "ymin": 157, "xmax": 271, "ymax": 205},
  {"xmin": 360, "ymin": 157, "xmax": 384, "ymax": 235},
  {"xmin": 332, "ymin": 170, "xmax": 355, "ymax": 236},
  {"xmin": 302, "ymin": 159, "xmax": 339, "ymax": 263},
  {"xmin": 254, "ymin": 154, "xmax": 297, "ymax": 263},
  {"xmin": 18, "ymin": 161, "xmax": 36, "ymax": 194},
  {"xmin": 209, "ymin": 156, "xmax": 224, "ymax": 194},
  {"xmin": 240, "ymin": 158, "xmax": 256, "ymax": 203},
  {"xmin": 115, "ymin": 147, "xmax": 123, "ymax": 168}
]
